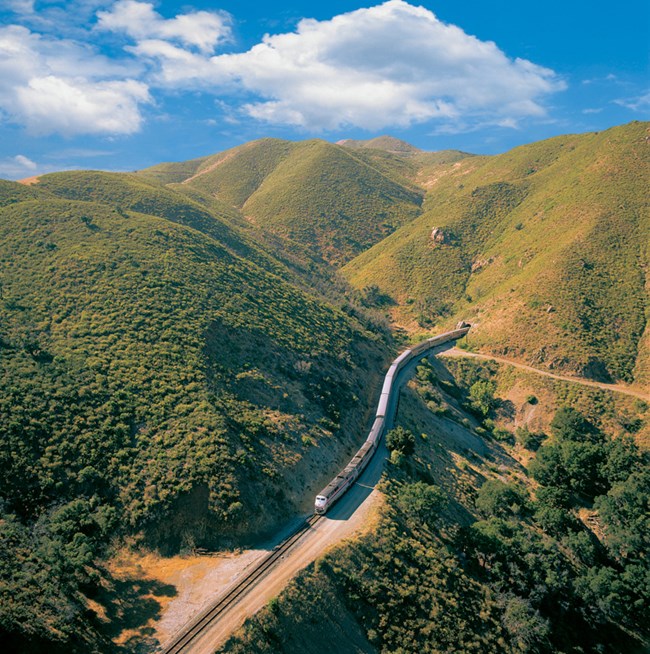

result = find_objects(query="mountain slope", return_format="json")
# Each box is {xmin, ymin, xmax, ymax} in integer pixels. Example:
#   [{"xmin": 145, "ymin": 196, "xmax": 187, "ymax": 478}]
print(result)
[
  {"xmin": 343, "ymin": 122, "xmax": 649, "ymax": 386},
  {"xmin": 239, "ymin": 140, "xmax": 423, "ymax": 265},
  {"xmin": 142, "ymin": 138, "xmax": 425, "ymax": 266},
  {"xmin": 0, "ymin": 177, "xmax": 389, "ymax": 651}
]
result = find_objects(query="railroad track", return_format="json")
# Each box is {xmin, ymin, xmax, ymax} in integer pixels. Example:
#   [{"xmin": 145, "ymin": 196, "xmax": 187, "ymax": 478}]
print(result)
[{"xmin": 160, "ymin": 514, "xmax": 322, "ymax": 654}]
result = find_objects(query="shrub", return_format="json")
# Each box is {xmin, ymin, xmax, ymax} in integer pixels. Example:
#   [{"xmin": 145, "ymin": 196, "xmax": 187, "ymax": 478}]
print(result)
[
  {"xmin": 386, "ymin": 427, "xmax": 416, "ymax": 456},
  {"xmin": 475, "ymin": 480, "xmax": 529, "ymax": 517}
]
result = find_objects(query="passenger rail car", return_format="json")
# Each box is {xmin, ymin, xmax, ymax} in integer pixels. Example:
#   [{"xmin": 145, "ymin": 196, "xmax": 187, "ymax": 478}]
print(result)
[{"xmin": 314, "ymin": 324, "xmax": 470, "ymax": 515}]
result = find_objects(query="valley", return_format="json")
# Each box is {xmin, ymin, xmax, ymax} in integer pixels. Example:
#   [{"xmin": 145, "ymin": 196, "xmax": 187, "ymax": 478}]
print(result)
[{"xmin": 0, "ymin": 121, "xmax": 648, "ymax": 654}]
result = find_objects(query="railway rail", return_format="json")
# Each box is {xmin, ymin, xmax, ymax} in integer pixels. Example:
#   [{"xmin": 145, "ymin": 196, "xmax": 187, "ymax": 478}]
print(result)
[
  {"xmin": 160, "ymin": 325, "xmax": 470, "ymax": 653},
  {"xmin": 161, "ymin": 514, "xmax": 322, "ymax": 654}
]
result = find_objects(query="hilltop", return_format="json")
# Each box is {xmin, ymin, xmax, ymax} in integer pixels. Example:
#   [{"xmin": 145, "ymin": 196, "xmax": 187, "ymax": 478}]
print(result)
[
  {"xmin": 336, "ymin": 135, "xmax": 422, "ymax": 154},
  {"xmin": 140, "ymin": 138, "xmax": 425, "ymax": 266}
]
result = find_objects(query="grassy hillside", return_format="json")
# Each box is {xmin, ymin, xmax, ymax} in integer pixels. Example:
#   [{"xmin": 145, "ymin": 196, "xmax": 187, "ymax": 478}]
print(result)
[
  {"xmin": 0, "ymin": 178, "xmax": 389, "ymax": 652},
  {"xmin": 140, "ymin": 139, "xmax": 426, "ymax": 266},
  {"xmin": 344, "ymin": 122, "xmax": 649, "ymax": 386},
  {"xmin": 177, "ymin": 138, "xmax": 296, "ymax": 207},
  {"xmin": 239, "ymin": 140, "xmax": 423, "ymax": 265}
]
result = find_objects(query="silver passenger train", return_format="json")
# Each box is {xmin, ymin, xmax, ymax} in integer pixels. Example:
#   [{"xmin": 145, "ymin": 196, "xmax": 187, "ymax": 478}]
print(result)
[{"xmin": 314, "ymin": 324, "xmax": 470, "ymax": 515}]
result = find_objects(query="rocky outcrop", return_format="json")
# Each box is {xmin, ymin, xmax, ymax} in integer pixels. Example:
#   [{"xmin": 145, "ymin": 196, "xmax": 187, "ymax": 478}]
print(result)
[{"xmin": 430, "ymin": 227, "xmax": 448, "ymax": 244}]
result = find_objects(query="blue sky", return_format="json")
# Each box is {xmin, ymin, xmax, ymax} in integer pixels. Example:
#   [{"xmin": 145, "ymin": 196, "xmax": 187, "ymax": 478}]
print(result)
[{"xmin": 0, "ymin": 0, "xmax": 648, "ymax": 179}]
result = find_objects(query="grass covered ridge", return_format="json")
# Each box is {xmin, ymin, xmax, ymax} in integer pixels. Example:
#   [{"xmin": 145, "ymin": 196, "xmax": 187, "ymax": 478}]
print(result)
[{"xmin": 343, "ymin": 122, "xmax": 649, "ymax": 385}]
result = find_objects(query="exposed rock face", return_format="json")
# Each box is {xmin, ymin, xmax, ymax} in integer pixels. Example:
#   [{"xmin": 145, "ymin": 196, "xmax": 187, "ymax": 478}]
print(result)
[
  {"xmin": 430, "ymin": 227, "xmax": 447, "ymax": 244},
  {"xmin": 471, "ymin": 257, "xmax": 493, "ymax": 272}
]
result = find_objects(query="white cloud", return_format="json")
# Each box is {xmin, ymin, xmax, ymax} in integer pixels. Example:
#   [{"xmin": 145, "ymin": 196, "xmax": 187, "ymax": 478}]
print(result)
[
  {"xmin": 614, "ymin": 91, "xmax": 650, "ymax": 112},
  {"xmin": 15, "ymin": 75, "xmax": 150, "ymax": 136},
  {"xmin": 0, "ymin": 0, "xmax": 565, "ymax": 137},
  {"xmin": 97, "ymin": 0, "xmax": 231, "ymax": 54},
  {"xmin": 127, "ymin": 38, "xmax": 218, "ymax": 85},
  {"xmin": 0, "ymin": 24, "xmax": 150, "ymax": 136},
  {"xmin": 0, "ymin": 154, "xmax": 39, "ymax": 179},
  {"xmin": 14, "ymin": 154, "xmax": 37, "ymax": 170},
  {"xmin": 134, "ymin": 0, "xmax": 564, "ymax": 131},
  {"xmin": 5, "ymin": 0, "xmax": 35, "ymax": 15}
]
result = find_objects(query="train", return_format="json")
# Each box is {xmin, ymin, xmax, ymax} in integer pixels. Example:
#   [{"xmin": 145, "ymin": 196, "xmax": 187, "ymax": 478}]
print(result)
[{"xmin": 314, "ymin": 323, "xmax": 470, "ymax": 515}]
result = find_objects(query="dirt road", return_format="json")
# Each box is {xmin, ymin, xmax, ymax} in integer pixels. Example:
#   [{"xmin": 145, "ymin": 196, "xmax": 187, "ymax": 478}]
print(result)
[{"xmin": 441, "ymin": 348, "xmax": 649, "ymax": 401}]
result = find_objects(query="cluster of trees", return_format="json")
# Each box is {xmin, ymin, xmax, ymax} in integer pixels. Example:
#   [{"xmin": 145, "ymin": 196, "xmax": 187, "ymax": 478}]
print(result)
[
  {"xmin": 527, "ymin": 408, "xmax": 649, "ymax": 635},
  {"xmin": 460, "ymin": 406, "xmax": 649, "ymax": 651}
]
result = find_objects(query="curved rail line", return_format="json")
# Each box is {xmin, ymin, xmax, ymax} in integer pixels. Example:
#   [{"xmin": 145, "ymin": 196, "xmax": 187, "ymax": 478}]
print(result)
[
  {"xmin": 160, "ymin": 325, "xmax": 470, "ymax": 653},
  {"xmin": 161, "ymin": 514, "xmax": 322, "ymax": 654}
]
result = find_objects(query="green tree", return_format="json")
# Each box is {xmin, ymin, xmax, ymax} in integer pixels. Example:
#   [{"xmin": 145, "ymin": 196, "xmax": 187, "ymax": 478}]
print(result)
[
  {"xmin": 385, "ymin": 426, "xmax": 416, "ymax": 456},
  {"xmin": 501, "ymin": 595, "xmax": 550, "ymax": 653},
  {"xmin": 395, "ymin": 481, "xmax": 447, "ymax": 525},
  {"xmin": 469, "ymin": 380, "xmax": 497, "ymax": 417},
  {"xmin": 550, "ymin": 407, "xmax": 592, "ymax": 441},
  {"xmin": 594, "ymin": 468, "xmax": 649, "ymax": 562},
  {"xmin": 475, "ymin": 480, "xmax": 529, "ymax": 518},
  {"xmin": 602, "ymin": 434, "xmax": 642, "ymax": 484}
]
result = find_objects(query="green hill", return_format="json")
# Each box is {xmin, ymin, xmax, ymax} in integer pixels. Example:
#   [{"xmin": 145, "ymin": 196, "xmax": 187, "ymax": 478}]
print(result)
[
  {"xmin": 239, "ymin": 140, "xmax": 423, "ymax": 265},
  {"xmin": 142, "ymin": 138, "xmax": 425, "ymax": 266},
  {"xmin": 343, "ymin": 122, "xmax": 649, "ymax": 387},
  {"xmin": 337, "ymin": 135, "xmax": 422, "ymax": 154},
  {"xmin": 0, "ymin": 177, "xmax": 389, "ymax": 651}
]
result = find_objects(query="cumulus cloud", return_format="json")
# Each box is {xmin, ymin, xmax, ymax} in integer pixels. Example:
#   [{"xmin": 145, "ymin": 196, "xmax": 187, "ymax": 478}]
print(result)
[
  {"xmin": 97, "ymin": 0, "xmax": 232, "ymax": 54},
  {"xmin": 15, "ymin": 75, "xmax": 150, "ymax": 136},
  {"xmin": 129, "ymin": 0, "xmax": 564, "ymax": 131},
  {"xmin": 0, "ymin": 0, "xmax": 565, "ymax": 137},
  {"xmin": 0, "ymin": 24, "xmax": 150, "ymax": 136},
  {"xmin": 221, "ymin": 1, "xmax": 564, "ymax": 130}
]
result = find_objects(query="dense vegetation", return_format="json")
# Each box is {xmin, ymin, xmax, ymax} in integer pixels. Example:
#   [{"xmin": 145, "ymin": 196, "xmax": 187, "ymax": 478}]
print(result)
[
  {"xmin": 0, "ymin": 177, "xmax": 389, "ymax": 651},
  {"xmin": 221, "ymin": 356, "xmax": 648, "ymax": 654},
  {"xmin": 1, "ymin": 123, "xmax": 647, "ymax": 652}
]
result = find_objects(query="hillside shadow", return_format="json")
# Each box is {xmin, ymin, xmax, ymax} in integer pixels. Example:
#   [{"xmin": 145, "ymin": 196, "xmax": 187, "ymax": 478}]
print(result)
[
  {"xmin": 90, "ymin": 569, "xmax": 178, "ymax": 652},
  {"xmin": 326, "ymin": 442, "xmax": 387, "ymax": 522}
]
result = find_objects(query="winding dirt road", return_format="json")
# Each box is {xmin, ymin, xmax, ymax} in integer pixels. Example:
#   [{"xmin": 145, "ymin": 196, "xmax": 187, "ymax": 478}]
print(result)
[{"xmin": 441, "ymin": 348, "xmax": 649, "ymax": 401}]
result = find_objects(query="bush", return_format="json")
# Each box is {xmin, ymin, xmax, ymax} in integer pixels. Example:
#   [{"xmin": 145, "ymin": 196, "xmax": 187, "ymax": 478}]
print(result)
[
  {"xmin": 493, "ymin": 428, "xmax": 514, "ymax": 444},
  {"xmin": 515, "ymin": 426, "xmax": 542, "ymax": 451},
  {"xmin": 395, "ymin": 481, "xmax": 447, "ymax": 525},
  {"xmin": 468, "ymin": 380, "xmax": 497, "ymax": 417},
  {"xmin": 386, "ymin": 427, "xmax": 416, "ymax": 456},
  {"xmin": 475, "ymin": 480, "xmax": 529, "ymax": 518}
]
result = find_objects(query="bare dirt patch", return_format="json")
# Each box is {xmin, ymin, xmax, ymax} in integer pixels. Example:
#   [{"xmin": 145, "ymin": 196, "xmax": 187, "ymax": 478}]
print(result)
[
  {"xmin": 18, "ymin": 175, "xmax": 40, "ymax": 185},
  {"xmin": 106, "ymin": 547, "xmax": 266, "ymax": 649}
]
